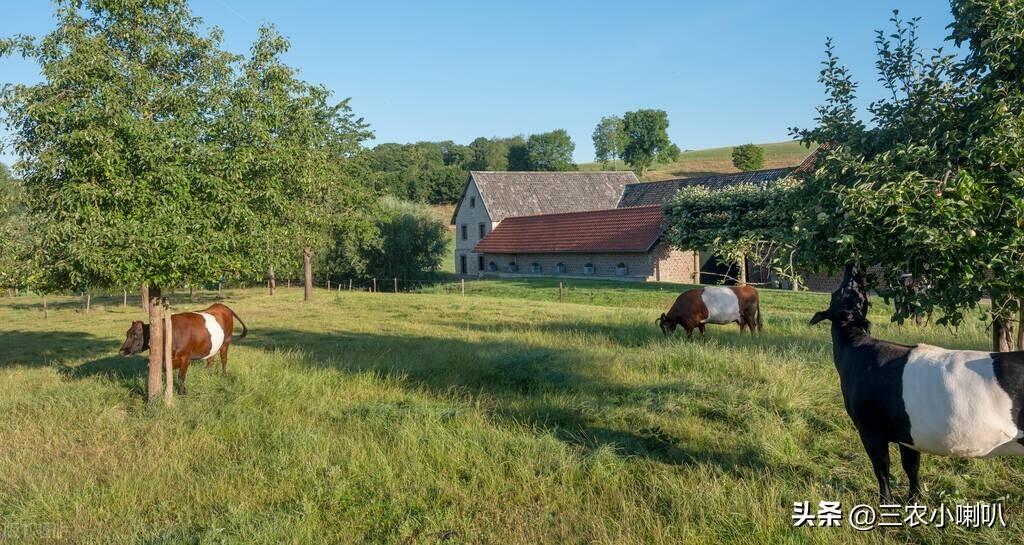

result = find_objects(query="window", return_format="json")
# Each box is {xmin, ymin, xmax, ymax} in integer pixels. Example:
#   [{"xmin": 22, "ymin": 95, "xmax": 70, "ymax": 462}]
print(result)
[
  {"xmin": 583, "ymin": 263, "xmax": 595, "ymax": 275},
  {"xmin": 508, "ymin": 260, "xmax": 518, "ymax": 272},
  {"xmin": 478, "ymin": 255, "xmax": 484, "ymax": 271},
  {"xmin": 478, "ymin": 223, "xmax": 485, "ymax": 238},
  {"xmin": 461, "ymin": 224, "xmax": 468, "ymax": 240},
  {"xmin": 487, "ymin": 261, "xmax": 498, "ymax": 272},
  {"xmin": 616, "ymin": 262, "xmax": 628, "ymax": 276},
  {"xmin": 556, "ymin": 263, "xmax": 566, "ymax": 274},
  {"xmin": 470, "ymin": 196, "xmax": 476, "ymax": 208},
  {"xmin": 531, "ymin": 262, "xmax": 541, "ymax": 273},
  {"xmin": 460, "ymin": 255, "xmax": 467, "ymax": 275}
]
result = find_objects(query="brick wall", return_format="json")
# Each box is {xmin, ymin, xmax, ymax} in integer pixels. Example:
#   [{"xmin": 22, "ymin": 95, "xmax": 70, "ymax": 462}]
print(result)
[{"xmin": 479, "ymin": 243, "xmax": 698, "ymax": 283}]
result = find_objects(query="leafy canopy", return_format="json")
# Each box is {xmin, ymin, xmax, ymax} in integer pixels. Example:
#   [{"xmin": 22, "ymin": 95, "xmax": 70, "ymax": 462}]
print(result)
[
  {"xmin": 731, "ymin": 144, "xmax": 765, "ymax": 172},
  {"xmin": 592, "ymin": 115, "xmax": 626, "ymax": 168},
  {"xmin": 622, "ymin": 109, "xmax": 677, "ymax": 175},
  {"xmin": 790, "ymin": 3, "xmax": 1024, "ymax": 331},
  {"xmin": 525, "ymin": 129, "xmax": 576, "ymax": 171}
]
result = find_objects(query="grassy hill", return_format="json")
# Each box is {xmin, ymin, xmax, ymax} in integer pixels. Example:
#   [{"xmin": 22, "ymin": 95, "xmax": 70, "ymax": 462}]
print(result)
[
  {"xmin": 579, "ymin": 140, "xmax": 812, "ymax": 181},
  {"xmin": 1, "ymin": 281, "xmax": 1019, "ymax": 544}
]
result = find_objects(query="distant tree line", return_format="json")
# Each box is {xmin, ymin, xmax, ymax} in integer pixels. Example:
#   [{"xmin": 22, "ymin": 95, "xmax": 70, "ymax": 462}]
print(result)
[{"xmin": 362, "ymin": 129, "xmax": 577, "ymax": 205}]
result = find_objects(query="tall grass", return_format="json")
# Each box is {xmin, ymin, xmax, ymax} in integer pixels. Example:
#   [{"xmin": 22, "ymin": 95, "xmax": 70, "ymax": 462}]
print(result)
[{"xmin": 0, "ymin": 282, "xmax": 1019, "ymax": 544}]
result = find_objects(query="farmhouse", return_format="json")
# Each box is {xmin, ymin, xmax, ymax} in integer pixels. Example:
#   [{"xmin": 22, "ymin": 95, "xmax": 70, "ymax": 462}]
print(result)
[
  {"xmin": 451, "ymin": 167, "xmax": 796, "ymax": 282},
  {"xmin": 450, "ymin": 171, "xmax": 639, "ymax": 277}
]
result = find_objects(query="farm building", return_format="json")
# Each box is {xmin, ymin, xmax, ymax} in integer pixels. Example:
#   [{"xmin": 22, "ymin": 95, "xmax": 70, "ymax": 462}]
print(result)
[
  {"xmin": 450, "ymin": 171, "xmax": 640, "ymax": 277},
  {"xmin": 451, "ymin": 168, "xmax": 795, "ymax": 282}
]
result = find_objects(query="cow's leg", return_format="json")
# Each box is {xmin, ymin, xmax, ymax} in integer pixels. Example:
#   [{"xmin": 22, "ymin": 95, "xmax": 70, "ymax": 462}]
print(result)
[
  {"xmin": 698, "ymin": 323, "xmax": 706, "ymax": 339},
  {"xmin": 176, "ymin": 359, "xmax": 190, "ymax": 395},
  {"xmin": 685, "ymin": 326, "xmax": 693, "ymax": 340},
  {"xmin": 206, "ymin": 356, "xmax": 215, "ymax": 371},
  {"xmin": 859, "ymin": 430, "xmax": 893, "ymax": 503},
  {"xmin": 898, "ymin": 444, "xmax": 921, "ymax": 501},
  {"xmin": 219, "ymin": 344, "xmax": 229, "ymax": 376}
]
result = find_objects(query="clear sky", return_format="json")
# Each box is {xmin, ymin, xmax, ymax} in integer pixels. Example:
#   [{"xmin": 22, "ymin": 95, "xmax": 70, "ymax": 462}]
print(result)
[{"xmin": 1, "ymin": 0, "xmax": 955, "ymax": 165}]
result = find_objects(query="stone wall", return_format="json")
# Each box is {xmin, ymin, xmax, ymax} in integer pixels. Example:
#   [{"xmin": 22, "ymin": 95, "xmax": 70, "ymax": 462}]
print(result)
[
  {"xmin": 479, "ymin": 243, "xmax": 698, "ymax": 283},
  {"xmin": 452, "ymin": 179, "xmax": 494, "ymax": 276}
]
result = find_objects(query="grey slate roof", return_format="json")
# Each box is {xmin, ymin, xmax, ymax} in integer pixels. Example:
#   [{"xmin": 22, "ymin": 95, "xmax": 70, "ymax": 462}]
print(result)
[
  {"xmin": 458, "ymin": 171, "xmax": 639, "ymax": 223},
  {"xmin": 616, "ymin": 167, "xmax": 793, "ymax": 208}
]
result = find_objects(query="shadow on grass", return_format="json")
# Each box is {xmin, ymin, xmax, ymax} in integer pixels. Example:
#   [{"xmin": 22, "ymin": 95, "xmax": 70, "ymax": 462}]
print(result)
[
  {"xmin": 250, "ymin": 326, "xmax": 767, "ymax": 473},
  {"xmin": 59, "ymin": 355, "xmax": 147, "ymax": 397},
  {"xmin": 0, "ymin": 330, "xmax": 114, "ymax": 368}
]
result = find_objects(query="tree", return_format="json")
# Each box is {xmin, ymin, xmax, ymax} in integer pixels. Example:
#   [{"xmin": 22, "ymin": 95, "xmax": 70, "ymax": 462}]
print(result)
[
  {"xmin": 210, "ymin": 25, "xmax": 372, "ymax": 303},
  {"xmin": 732, "ymin": 144, "xmax": 765, "ymax": 171},
  {"xmin": 592, "ymin": 115, "xmax": 626, "ymax": 168},
  {"xmin": 525, "ymin": 129, "xmax": 576, "ymax": 171},
  {"xmin": 468, "ymin": 137, "xmax": 509, "ymax": 171},
  {"xmin": 622, "ymin": 109, "xmax": 676, "ymax": 175},
  {"xmin": 505, "ymin": 135, "xmax": 530, "ymax": 171},
  {"xmin": 790, "ymin": 5, "xmax": 1024, "ymax": 351},
  {"xmin": 662, "ymin": 181, "xmax": 802, "ymax": 288},
  {"xmin": 0, "ymin": 163, "xmax": 38, "ymax": 292}
]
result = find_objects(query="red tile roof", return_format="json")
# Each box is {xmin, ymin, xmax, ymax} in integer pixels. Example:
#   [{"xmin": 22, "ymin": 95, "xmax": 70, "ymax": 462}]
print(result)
[{"xmin": 474, "ymin": 205, "xmax": 665, "ymax": 254}]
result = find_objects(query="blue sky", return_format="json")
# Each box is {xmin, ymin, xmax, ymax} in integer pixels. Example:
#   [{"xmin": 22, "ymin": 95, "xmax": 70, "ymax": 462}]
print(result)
[{"xmin": 1, "ymin": 1, "xmax": 954, "ymax": 165}]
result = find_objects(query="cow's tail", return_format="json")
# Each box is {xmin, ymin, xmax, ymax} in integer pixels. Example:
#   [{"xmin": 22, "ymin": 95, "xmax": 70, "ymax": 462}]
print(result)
[
  {"xmin": 755, "ymin": 301, "xmax": 763, "ymax": 332},
  {"xmin": 230, "ymin": 308, "xmax": 249, "ymax": 340}
]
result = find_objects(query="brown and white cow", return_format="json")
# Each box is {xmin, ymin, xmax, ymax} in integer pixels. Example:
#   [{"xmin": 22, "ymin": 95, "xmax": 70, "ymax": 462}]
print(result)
[
  {"xmin": 119, "ymin": 303, "xmax": 248, "ymax": 394},
  {"xmin": 657, "ymin": 285, "xmax": 762, "ymax": 338}
]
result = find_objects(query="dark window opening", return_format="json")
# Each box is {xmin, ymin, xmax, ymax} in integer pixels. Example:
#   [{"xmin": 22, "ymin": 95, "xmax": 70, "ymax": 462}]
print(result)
[
  {"xmin": 470, "ymin": 196, "xmax": 476, "ymax": 208},
  {"xmin": 478, "ymin": 223, "xmax": 485, "ymax": 238},
  {"xmin": 460, "ymin": 255, "xmax": 467, "ymax": 274},
  {"xmin": 461, "ymin": 224, "xmax": 467, "ymax": 240},
  {"xmin": 478, "ymin": 255, "xmax": 484, "ymax": 271}
]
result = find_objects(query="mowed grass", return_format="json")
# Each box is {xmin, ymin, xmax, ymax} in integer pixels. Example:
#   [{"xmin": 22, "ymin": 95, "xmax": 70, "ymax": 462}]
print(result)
[
  {"xmin": 579, "ymin": 140, "xmax": 812, "ymax": 181},
  {"xmin": 1, "ymin": 281, "xmax": 1021, "ymax": 544}
]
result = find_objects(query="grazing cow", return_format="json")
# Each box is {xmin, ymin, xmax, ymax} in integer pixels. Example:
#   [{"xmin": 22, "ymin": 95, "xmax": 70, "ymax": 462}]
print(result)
[
  {"xmin": 119, "ymin": 303, "xmax": 248, "ymax": 394},
  {"xmin": 810, "ymin": 264, "xmax": 1024, "ymax": 502},
  {"xmin": 657, "ymin": 285, "xmax": 762, "ymax": 338}
]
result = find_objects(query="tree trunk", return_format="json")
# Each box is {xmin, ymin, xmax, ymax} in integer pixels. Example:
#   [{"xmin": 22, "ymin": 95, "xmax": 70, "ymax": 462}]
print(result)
[
  {"xmin": 141, "ymin": 284, "xmax": 149, "ymax": 311},
  {"xmin": 268, "ymin": 266, "xmax": 276, "ymax": 296},
  {"xmin": 163, "ymin": 301, "xmax": 174, "ymax": 405},
  {"xmin": 147, "ymin": 286, "xmax": 164, "ymax": 402},
  {"xmin": 737, "ymin": 255, "xmax": 747, "ymax": 285},
  {"xmin": 302, "ymin": 248, "xmax": 313, "ymax": 302},
  {"xmin": 993, "ymin": 315, "xmax": 1014, "ymax": 352}
]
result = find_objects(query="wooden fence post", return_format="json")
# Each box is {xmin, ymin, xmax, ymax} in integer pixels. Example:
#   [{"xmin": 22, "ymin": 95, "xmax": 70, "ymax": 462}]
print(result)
[
  {"xmin": 559, "ymin": 282, "xmax": 564, "ymax": 302},
  {"xmin": 461, "ymin": 278, "xmax": 465, "ymax": 296},
  {"xmin": 393, "ymin": 277, "xmax": 398, "ymax": 293},
  {"xmin": 327, "ymin": 279, "xmax": 331, "ymax": 291},
  {"xmin": 123, "ymin": 289, "xmax": 127, "ymax": 307},
  {"xmin": 372, "ymin": 278, "xmax": 377, "ymax": 293},
  {"xmin": 163, "ymin": 300, "xmax": 174, "ymax": 405},
  {"xmin": 348, "ymin": 279, "xmax": 352, "ymax": 291},
  {"xmin": 43, "ymin": 295, "xmax": 48, "ymax": 320},
  {"xmin": 85, "ymin": 292, "xmax": 91, "ymax": 313}
]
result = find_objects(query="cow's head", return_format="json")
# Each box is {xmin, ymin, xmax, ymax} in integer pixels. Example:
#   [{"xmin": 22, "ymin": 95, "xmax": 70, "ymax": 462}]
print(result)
[
  {"xmin": 809, "ymin": 263, "xmax": 870, "ymax": 327},
  {"xmin": 119, "ymin": 321, "xmax": 150, "ymax": 356},
  {"xmin": 656, "ymin": 313, "xmax": 678, "ymax": 335}
]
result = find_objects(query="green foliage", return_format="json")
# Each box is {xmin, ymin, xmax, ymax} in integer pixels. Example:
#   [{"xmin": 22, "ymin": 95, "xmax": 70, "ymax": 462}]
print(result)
[
  {"xmin": 622, "ymin": 109, "xmax": 677, "ymax": 175},
  {"xmin": 790, "ymin": 6, "xmax": 1024, "ymax": 335},
  {"xmin": 592, "ymin": 115, "xmax": 626, "ymax": 168},
  {"xmin": 663, "ymin": 181, "xmax": 801, "ymax": 281},
  {"xmin": 221, "ymin": 24, "xmax": 373, "ymax": 282},
  {"xmin": 0, "ymin": 0, "xmax": 371, "ymax": 292},
  {"xmin": 367, "ymin": 197, "xmax": 448, "ymax": 279},
  {"xmin": 525, "ymin": 129, "xmax": 576, "ymax": 171},
  {"xmin": 0, "ymin": 165, "xmax": 39, "ymax": 290},
  {"xmin": 731, "ymin": 144, "xmax": 765, "ymax": 171}
]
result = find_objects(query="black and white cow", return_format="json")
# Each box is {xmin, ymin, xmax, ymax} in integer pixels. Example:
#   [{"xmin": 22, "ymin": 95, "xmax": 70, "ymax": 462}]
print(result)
[{"xmin": 810, "ymin": 264, "xmax": 1024, "ymax": 502}]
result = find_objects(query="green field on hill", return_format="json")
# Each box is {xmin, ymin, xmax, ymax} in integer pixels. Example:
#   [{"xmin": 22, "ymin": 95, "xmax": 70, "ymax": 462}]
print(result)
[
  {"xmin": 0, "ymin": 280, "xmax": 1019, "ymax": 544},
  {"xmin": 579, "ymin": 140, "xmax": 812, "ymax": 181}
]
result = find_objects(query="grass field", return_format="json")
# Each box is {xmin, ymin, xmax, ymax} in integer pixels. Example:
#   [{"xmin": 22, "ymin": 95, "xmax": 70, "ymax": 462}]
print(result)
[
  {"xmin": 1, "ymin": 280, "xmax": 1021, "ymax": 544},
  {"xmin": 579, "ymin": 140, "xmax": 812, "ymax": 181}
]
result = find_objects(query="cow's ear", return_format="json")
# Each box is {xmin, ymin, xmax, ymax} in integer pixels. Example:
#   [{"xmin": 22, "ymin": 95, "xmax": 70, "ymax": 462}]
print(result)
[{"xmin": 809, "ymin": 310, "xmax": 830, "ymax": 325}]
